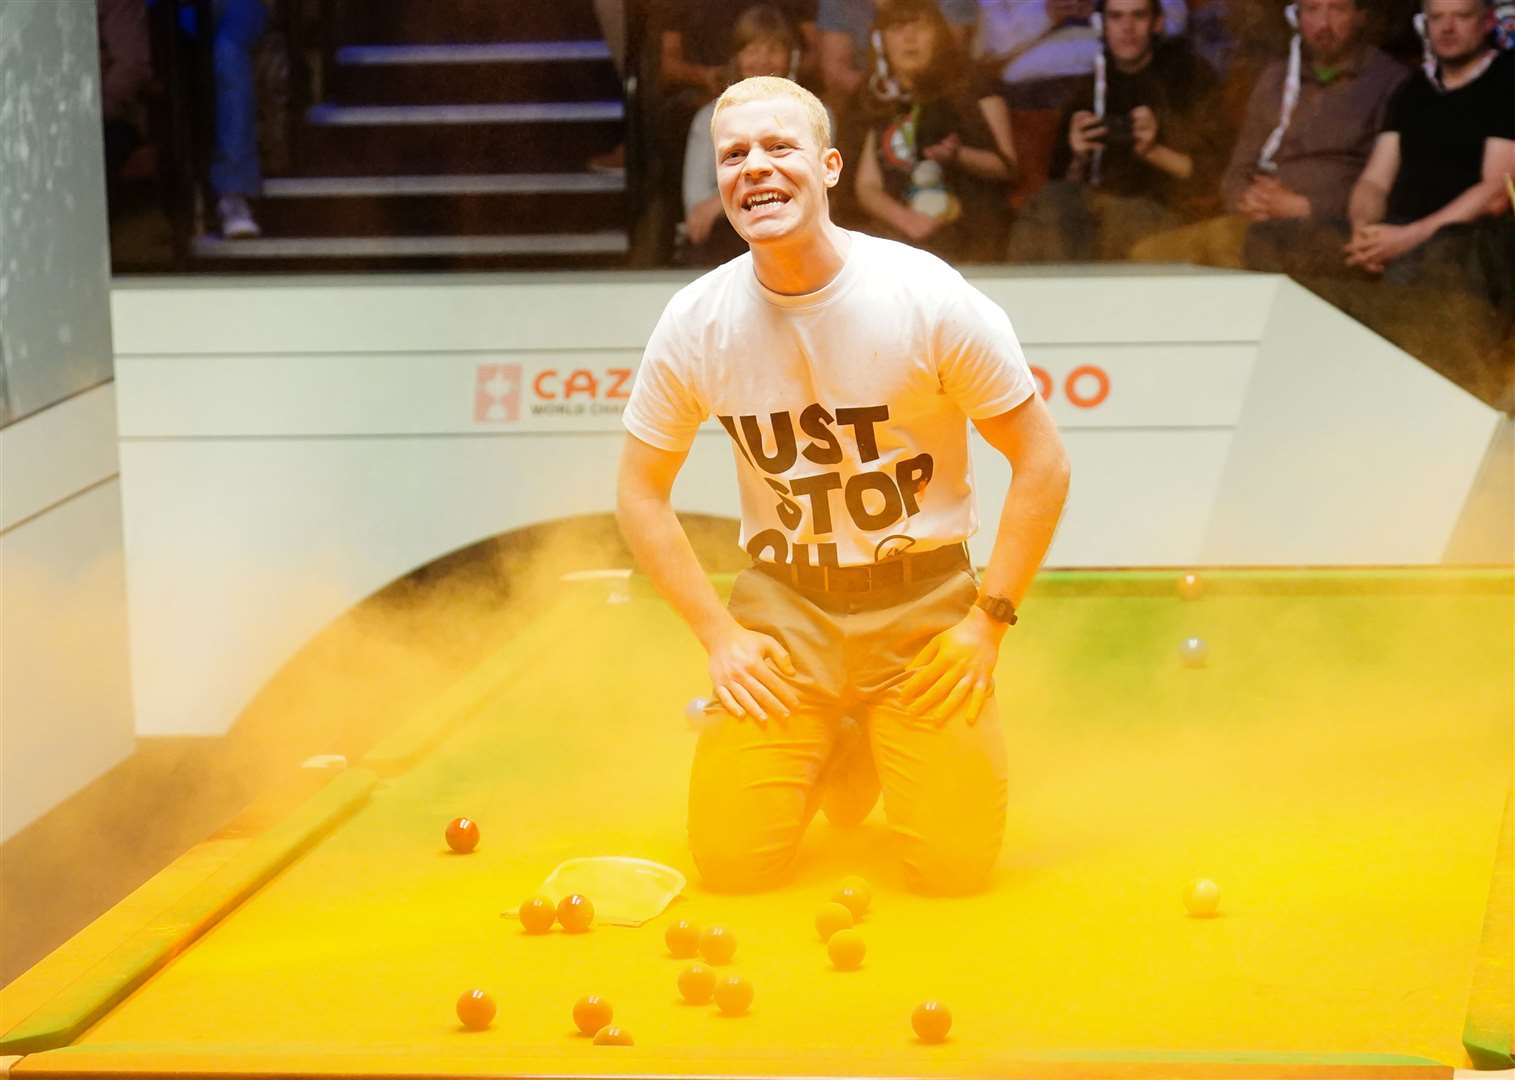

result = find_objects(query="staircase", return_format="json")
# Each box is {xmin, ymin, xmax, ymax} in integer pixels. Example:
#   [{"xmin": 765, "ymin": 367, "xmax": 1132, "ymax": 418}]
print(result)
[{"xmin": 195, "ymin": 0, "xmax": 629, "ymax": 269}]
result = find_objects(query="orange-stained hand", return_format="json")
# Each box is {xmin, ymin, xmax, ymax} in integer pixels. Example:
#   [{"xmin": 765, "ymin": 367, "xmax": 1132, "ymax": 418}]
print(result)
[
  {"xmin": 896, "ymin": 607, "xmax": 1004, "ymax": 726},
  {"xmin": 708, "ymin": 625, "xmax": 799, "ymax": 725}
]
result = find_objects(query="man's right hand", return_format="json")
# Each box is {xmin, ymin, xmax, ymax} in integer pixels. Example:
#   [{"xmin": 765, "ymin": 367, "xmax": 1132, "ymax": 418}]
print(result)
[
  {"xmin": 707, "ymin": 625, "xmax": 800, "ymax": 724},
  {"xmin": 1069, "ymin": 111, "xmax": 1106, "ymax": 158},
  {"xmin": 897, "ymin": 208, "xmax": 944, "ymax": 243}
]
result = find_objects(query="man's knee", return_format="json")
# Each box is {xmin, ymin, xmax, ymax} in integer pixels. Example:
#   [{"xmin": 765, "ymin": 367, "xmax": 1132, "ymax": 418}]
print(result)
[
  {"xmin": 688, "ymin": 831, "xmax": 799, "ymax": 893},
  {"xmin": 899, "ymin": 833, "xmax": 1001, "ymax": 896}
]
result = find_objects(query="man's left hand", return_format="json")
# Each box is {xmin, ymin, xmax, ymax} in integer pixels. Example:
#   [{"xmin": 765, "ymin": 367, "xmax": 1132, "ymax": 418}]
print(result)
[
  {"xmin": 1344, "ymin": 221, "xmax": 1428, "ymax": 272},
  {"xmin": 896, "ymin": 607, "xmax": 1004, "ymax": 726}
]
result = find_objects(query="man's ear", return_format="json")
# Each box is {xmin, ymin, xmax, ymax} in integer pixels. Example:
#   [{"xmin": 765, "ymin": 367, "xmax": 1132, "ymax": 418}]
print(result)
[{"xmin": 823, "ymin": 146, "xmax": 844, "ymax": 187}]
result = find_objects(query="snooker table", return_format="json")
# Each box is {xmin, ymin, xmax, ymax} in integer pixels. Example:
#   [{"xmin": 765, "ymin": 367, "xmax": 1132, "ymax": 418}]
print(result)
[{"xmin": 3, "ymin": 566, "xmax": 1511, "ymax": 1079}]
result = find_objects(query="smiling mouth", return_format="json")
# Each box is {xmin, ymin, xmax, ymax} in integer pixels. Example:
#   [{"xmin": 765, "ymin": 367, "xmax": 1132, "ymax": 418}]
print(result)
[{"xmin": 741, "ymin": 191, "xmax": 791, "ymax": 211}]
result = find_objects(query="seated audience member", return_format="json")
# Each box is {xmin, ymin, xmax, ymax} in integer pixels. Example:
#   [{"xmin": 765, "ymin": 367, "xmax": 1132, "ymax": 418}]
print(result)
[
  {"xmin": 1132, "ymin": 0, "xmax": 1408, "ymax": 269},
  {"xmin": 1343, "ymin": 0, "xmax": 1515, "ymax": 287},
  {"xmin": 1006, "ymin": 0, "xmax": 1222, "ymax": 261},
  {"xmin": 656, "ymin": 0, "xmax": 818, "ymax": 105},
  {"xmin": 850, "ymin": 0, "xmax": 1017, "ymax": 261},
  {"xmin": 978, "ymin": 0, "xmax": 1189, "ymax": 110},
  {"xmin": 209, "ymin": 0, "xmax": 270, "ymax": 238},
  {"xmin": 818, "ymin": 0, "xmax": 979, "ymax": 107},
  {"xmin": 98, "ymin": 0, "xmax": 153, "ymax": 184},
  {"xmin": 683, "ymin": 8, "xmax": 807, "ymax": 264}
]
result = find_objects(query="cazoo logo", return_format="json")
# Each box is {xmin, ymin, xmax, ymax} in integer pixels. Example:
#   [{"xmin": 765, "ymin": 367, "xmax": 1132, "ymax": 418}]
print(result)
[{"xmin": 474, "ymin": 363, "xmax": 632, "ymax": 423}]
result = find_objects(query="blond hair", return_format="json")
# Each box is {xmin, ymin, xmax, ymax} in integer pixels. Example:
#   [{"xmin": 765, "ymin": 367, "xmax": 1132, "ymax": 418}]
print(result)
[{"xmin": 710, "ymin": 75, "xmax": 832, "ymax": 149}]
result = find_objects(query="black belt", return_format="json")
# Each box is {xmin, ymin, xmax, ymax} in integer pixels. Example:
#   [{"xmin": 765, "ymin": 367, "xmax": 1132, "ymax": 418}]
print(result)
[{"xmin": 753, "ymin": 542, "xmax": 971, "ymax": 595}]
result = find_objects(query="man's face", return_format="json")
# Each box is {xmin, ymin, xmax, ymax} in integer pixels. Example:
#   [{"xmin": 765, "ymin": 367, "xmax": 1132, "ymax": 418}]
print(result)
[
  {"xmin": 882, "ymin": 16, "xmax": 938, "ymax": 81},
  {"xmin": 1424, "ymin": 0, "xmax": 1493, "ymax": 63},
  {"xmin": 714, "ymin": 97, "xmax": 841, "ymax": 247},
  {"xmin": 735, "ymin": 37, "xmax": 791, "ymax": 80},
  {"xmin": 1103, "ymin": 0, "xmax": 1160, "ymax": 66},
  {"xmin": 1298, "ymin": 0, "xmax": 1365, "ymax": 64}
]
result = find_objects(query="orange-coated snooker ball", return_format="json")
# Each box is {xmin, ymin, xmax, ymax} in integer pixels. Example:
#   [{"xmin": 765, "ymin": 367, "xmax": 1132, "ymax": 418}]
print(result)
[
  {"xmin": 665, "ymin": 918, "xmax": 701, "ymax": 958},
  {"xmin": 592, "ymin": 1024, "xmax": 634, "ymax": 1046},
  {"xmin": 699, "ymin": 924, "xmax": 737, "ymax": 965},
  {"xmin": 833, "ymin": 876, "xmax": 871, "ymax": 918},
  {"xmin": 912, "ymin": 1001, "xmax": 951, "ymax": 1043},
  {"xmin": 518, "ymin": 895, "xmax": 555, "ymax": 934},
  {"xmin": 456, "ymin": 988, "xmax": 495, "ymax": 1030},
  {"xmin": 712, "ymin": 974, "xmax": 753, "ymax": 1016},
  {"xmin": 827, "ymin": 928, "xmax": 865, "ymax": 970},
  {"xmin": 445, "ymin": 817, "xmax": 479, "ymax": 854},
  {"xmin": 557, "ymin": 893, "xmax": 595, "ymax": 932},
  {"xmin": 678, "ymin": 963, "xmax": 716, "ymax": 1004},
  {"xmin": 815, "ymin": 902, "xmax": 853, "ymax": 941},
  {"xmin": 573, "ymin": 994, "xmax": 613, "ymax": 1036},
  {"xmin": 1183, "ymin": 878, "xmax": 1222, "ymax": 917}
]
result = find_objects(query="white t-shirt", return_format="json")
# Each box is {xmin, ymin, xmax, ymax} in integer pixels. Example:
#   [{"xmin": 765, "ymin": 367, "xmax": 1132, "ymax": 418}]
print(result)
[{"xmin": 624, "ymin": 231, "xmax": 1035, "ymax": 569}]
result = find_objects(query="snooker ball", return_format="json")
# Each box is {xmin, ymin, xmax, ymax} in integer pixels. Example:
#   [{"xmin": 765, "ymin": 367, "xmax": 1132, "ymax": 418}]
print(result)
[
  {"xmin": 573, "ymin": 994, "xmax": 613, "ymax": 1036},
  {"xmin": 456, "ymin": 988, "xmax": 496, "ymax": 1030},
  {"xmin": 445, "ymin": 817, "xmax": 480, "ymax": 854},
  {"xmin": 827, "ymin": 928, "xmax": 866, "ymax": 970},
  {"xmin": 557, "ymin": 893, "xmax": 595, "ymax": 932},
  {"xmin": 1179, "ymin": 636, "xmax": 1209, "ymax": 668},
  {"xmin": 815, "ymin": 901, "xmax": 854, "ymax": 942},
  {"xmin": 518, "ymin": 895, "xmax": 556, "ymax": 934},
  {"xmin": 699, "ymin": 924, "xmax": 737, "ymax": 965},
  {"xmin": 712, "ymin": 973, "xmax": 754, "ymax": 1016},
  {"xmin": 1177, "ymin": 572, "xmax": 1204, "ymax": 600},
  {"xmin": 832, "ymin": 878, "xmax": 871, "ymax": 919},
  {"xmin": 592, "ymin": 1024, "xmax": 635, "ymax": 1046},
  {"xmin": 677, "ymin": 962, "xmax": 717, "ymax": 1004},
  {"xmin": 912, "ymin": 1001, "xmax": 952, "ymax": 1043},
  {"xmin": 665, "ymin": 918, "xmax": 701, "ymax": 958},
  {"xmin": 1184, "ymin": 878, "xmax": 1222, "ymax": 917}
]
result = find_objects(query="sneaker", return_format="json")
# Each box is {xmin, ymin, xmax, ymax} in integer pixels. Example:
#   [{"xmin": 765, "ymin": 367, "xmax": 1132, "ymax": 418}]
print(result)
[
  {"xmin": 588, "ymin": 143, "xmax": 625, "ymax": 175},
  {"xmin": 217, "ymin": 195, "xmax": 261, "ymax": 239},
  {"xmin": 820, "ymin": 716, "xmax": 880, "ymax": 827}
]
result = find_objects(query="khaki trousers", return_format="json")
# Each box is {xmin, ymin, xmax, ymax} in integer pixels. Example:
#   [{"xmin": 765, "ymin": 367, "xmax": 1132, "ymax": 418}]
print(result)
[{"xmin": 688, "ymin": 566, "xmax": 1008, "ymax": 895}]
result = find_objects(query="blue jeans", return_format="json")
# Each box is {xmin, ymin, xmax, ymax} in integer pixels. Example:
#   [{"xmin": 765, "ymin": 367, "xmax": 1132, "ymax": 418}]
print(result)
[{"xmin": 208, "ymin": 0, "xmax": 268, "ymax": 198}]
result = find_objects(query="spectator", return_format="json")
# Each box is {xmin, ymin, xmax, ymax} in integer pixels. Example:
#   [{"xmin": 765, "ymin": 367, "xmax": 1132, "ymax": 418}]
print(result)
[
  {"xmin": 1132, "ymin": 0, "xmax": 1408, "ymax": 269},
  {"xmin": 655, "ymin": 0, "xmax": 818, "ymax": 105},
  {"xmin": 818, "ymin": 0, "xmax": 978, "ymax": 107},
  {"xmin": 1343, "ymin": 0, "xmax": 1515, "ymax": 286},
  {"xmin": 683, "ymin": 7, "xmax": 807, "ymax": 264},
  {"xmin": 209, "ymin": 0, "xmax": 270, "ymax": 238},
  {"xmin": 98, "ymin": 0, "xmax": 153, "ymax": 183},
  {"xmin": 1006, "ymin": 0, "xmax": 1222, "ymax": 261},
  {"xmin": 849, "ymin": 0, "xmax": 1017, "ymax": 260},
  {"xmin": 978, "ymin": 0, "xmax": 1188, "ymax": 110}
]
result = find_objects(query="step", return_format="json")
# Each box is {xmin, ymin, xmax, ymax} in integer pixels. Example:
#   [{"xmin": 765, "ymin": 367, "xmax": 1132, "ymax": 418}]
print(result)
[
  {"xmin": 306, "ymin": 101, "xmax": 624, "ymax": 126},
  {"xmin": 193, "ymin": 232, "xmax": 628, "ymax": 259},
  {"xmin": 256, "ymin": 174, "xmax": 624, "ymax": 235},
  {"xmin": 293, "ymin": 116, "xmax": 621, "ymax": 175},
  {"xmin": 336, "ymin": 0, "xmax": 602, "ymax": 45},
  {"xmin": 328, "ymin": 51, "xmax": 618, "ymax": 105}
]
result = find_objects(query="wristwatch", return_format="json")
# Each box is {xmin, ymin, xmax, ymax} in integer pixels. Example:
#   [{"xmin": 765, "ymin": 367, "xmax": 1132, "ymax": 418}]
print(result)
[{"xmin": 975, "ymin": 593, "xmax": 1018, "ymax": 626}]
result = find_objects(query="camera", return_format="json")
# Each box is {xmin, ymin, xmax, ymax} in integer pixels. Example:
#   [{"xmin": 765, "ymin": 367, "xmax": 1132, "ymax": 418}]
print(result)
[{"xmin": 1101, "ymin": 112, "xmax": 1136, "ymax": 150}]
